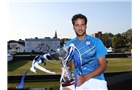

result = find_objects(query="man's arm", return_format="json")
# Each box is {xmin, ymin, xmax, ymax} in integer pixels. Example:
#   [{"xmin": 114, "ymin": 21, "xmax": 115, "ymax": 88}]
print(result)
[
  {"xmin": 77, "ymin": 56, "xmax": 107, "ymax": 86},
  {"xmin": 84, "ymin": 56, "xmax": 107, "ymax": 80}
]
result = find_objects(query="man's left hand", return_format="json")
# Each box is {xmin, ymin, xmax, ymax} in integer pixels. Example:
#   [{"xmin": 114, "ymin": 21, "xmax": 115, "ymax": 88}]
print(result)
[{"xmin": 77, "ymin": 75, "xmax": 86, "ymax": 87}]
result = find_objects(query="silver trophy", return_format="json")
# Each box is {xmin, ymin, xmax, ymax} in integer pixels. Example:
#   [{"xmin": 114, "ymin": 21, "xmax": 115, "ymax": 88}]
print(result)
[
  {"xmin": 56, "ymin": 47, "xmax": 74, "ymax": 86},
  {"xmin": 51, "ymin": 44, "xmax": 82, "ymax": 87}
]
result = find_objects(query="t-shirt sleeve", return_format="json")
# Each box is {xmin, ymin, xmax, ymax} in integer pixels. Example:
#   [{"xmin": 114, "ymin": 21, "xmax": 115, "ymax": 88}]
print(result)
[{"xmin": 95, "ymin": 38, "xmax": 108, "ymax": 58}]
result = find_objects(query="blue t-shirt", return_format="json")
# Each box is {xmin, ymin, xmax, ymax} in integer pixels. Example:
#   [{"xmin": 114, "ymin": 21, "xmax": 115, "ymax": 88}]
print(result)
[{"xmin": 65, "ymin": 35, "xmax": 108, "ymax": 80}]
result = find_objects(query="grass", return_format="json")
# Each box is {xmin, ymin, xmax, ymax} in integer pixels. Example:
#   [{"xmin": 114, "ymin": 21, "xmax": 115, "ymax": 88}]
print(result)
[
  {"xmin": 105, "ymin": 58, "xmax": 132, "ymax": 72},
  {"xmin": 8, "ymin": 80, "xmax": 60, "ymax": 89},
  {"xmin": 8, "ymin": 58, "xmax": 132, "ymax": 75},
  {"xmin": 8, "ymin": 60, "xmax": 62, "ymax": 75},
  {"xmin": 8, "ymin": 57, "xmax": 132, "ymax": 89}
]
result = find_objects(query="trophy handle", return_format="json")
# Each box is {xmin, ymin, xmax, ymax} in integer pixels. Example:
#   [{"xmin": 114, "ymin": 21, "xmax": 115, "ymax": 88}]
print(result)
[{"xmin": 59, "ymin": 57, "xmax": 73, "ymax": 85}]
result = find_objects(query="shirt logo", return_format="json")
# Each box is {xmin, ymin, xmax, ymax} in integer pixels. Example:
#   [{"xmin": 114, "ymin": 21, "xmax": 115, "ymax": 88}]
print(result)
[{"xmin": 86, "ymin": 41, "xmax": 90, "ymax": 45}]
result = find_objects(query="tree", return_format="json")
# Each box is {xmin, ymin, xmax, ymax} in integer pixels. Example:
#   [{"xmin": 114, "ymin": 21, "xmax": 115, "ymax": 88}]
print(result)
[
  {"xmin": 122, "ymin": 28, "xmax": 132, "ymax": 51},
  {"xmin": 112, "ymin": 33, "xmax": 125, "ymax": 49},
  {"xmin": 122, "ymin": 28, "xmax": 132, "ymax": 46},
  {"xmin": 100, "ymin": 32, "xmax": 114, "ymax": 48},
  {"xmin": 18, "ymin": 39, "xmax": 25, "ymax": 42}
]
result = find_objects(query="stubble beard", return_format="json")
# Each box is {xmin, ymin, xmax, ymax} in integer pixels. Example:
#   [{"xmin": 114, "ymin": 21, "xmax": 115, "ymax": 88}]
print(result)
[{"xmin": 75, "ymin": 31, "xmax": 86, "ymax": 37}]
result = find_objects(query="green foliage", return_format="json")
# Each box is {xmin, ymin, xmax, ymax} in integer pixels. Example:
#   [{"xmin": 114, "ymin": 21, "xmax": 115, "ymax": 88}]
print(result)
[
  {"xmin": 112, "ymin": 33, "xmax": 126, "ymax": 49},
  {"xmin": 122, "ymin": 28, "xmax": 132, "ymax": 44},
  {"xmin": 100, "ymin": 28, "xmax": 132, "ymax": 51},
  {"xmin": 100, "ymin": 32, "xmax": 114, "ymax": 48}
]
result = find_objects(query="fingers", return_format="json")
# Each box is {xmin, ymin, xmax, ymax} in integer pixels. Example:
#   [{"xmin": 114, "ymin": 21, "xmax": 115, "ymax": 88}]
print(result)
[{"xmin": 69, "ymin": 79, "xmax": 75, "ymax": 84}]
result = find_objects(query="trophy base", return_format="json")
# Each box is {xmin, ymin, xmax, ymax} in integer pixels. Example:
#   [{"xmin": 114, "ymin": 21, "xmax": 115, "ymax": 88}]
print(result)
[{"xmin": 62, "ymin": 79, "xmax": 74, "ymax": 87}]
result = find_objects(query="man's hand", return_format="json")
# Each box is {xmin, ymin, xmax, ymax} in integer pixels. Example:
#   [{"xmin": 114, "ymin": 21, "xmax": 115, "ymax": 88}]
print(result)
[
  {"xmin": 60, "ymin": 67, "xmax": 75, "ymax": 87},
  {"xmin": 77, "ymin": 75, "xmax": 86, "ymax": 87},
  {"xmin": 61, "ymin": 67, "xmax": 70, "ymax": 77}
]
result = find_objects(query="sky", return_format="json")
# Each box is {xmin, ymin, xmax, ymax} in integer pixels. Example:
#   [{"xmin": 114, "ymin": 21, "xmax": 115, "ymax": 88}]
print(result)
[{"xmin": 7, "ymin": 0, "xmax": 132, "ymax": 41}]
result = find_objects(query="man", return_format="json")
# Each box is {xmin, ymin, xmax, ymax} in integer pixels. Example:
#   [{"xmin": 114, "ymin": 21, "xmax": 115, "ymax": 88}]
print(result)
[{"xmin": 60, "ymin": 13, "xmax": 108, "ymax": 90}]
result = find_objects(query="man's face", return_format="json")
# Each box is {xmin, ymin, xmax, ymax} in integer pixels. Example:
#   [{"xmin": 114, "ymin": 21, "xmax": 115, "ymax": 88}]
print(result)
[{"xmin": 73, "ymin": 18, "xmax": 87, "ymax": 37}]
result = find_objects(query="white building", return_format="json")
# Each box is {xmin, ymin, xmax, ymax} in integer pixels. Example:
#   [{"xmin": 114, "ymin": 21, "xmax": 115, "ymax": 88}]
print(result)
[
  {"xmin": 25, "ymin": 37, "xmax": 60, "ymax": 53},
  {"xmin": 9, "ymin": 42, "xmax": 25, "ymax": 53}
]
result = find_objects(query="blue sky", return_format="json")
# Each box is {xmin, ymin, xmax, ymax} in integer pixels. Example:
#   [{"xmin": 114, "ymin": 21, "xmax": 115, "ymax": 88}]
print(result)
[{"xmin": 8, "ymin": 0, "xmax": 132, "ymax": 41}]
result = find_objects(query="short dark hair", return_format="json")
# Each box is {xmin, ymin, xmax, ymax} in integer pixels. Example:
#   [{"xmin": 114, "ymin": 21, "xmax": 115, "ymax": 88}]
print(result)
[{"xmin": 71, "ymin": 13, "xmax": 87, "ymax": 26}]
